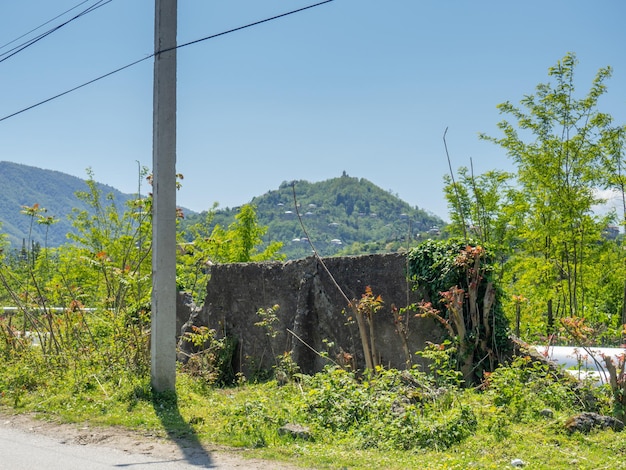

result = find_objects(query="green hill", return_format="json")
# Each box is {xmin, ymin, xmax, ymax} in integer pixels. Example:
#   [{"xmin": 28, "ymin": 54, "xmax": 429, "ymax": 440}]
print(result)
[
  {"xmin": 0, "ymin": 163, "xmax": 445, "ymax": 259},
  {"xmin": 0, "ymin": 161, "xmax": 135, "ymax": 248},
  {"xmin": 182, "ymin": 172, "xmax": 445, "ymax": 259}
]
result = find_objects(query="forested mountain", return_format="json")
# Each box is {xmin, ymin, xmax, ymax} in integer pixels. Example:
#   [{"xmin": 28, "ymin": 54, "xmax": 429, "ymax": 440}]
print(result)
[
  {"xmin": 182, "ymin": 172, "xmax": 445, "ymax": 259},
  {"xmin": 0, "ymin": 161, "xmax": 134, "ymax": 248},
  {"xmin": 0, "ymin": 163, "xmax": 445, "ymax": 259}
]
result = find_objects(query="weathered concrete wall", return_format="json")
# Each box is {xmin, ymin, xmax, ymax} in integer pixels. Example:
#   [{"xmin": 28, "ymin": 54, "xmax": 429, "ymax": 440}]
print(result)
[{"xmin": 179, "ymin": 253, "xmax": 444, "ymax": 377}]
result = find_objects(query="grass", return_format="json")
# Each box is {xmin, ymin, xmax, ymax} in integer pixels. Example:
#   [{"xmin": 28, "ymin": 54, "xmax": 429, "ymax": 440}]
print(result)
[{"xmin": 2, "ymin": 357, "xmax": 626, "ymax": 470}]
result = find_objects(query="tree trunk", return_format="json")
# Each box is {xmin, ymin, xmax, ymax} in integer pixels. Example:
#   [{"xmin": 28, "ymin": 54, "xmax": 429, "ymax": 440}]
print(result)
[
  {"xmin": 547, "ymin": 299, "xmax": 554, "ymax": 337},
  {"xmin": 354, "ymin": 307, "xmax": 373, "ymax": 370},
  {"xmin": 368, "ymin": 315, "xmax": 379, "ymax": 368}
]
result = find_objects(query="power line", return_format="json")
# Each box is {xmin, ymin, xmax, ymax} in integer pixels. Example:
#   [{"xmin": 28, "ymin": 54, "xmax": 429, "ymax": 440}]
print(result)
[
  {"xmin": 0, "ymin": 56, "xmax": 151, "ymax": 123},
  {"xmin": 0, "ymin": 0, "xmax": 335, "ymax": 123},
  {"xmin": 0, "ymin": 0, "xmax": 112, "ymax": 63},
  {"xmin": 0, "ymin": 0, "xmax": 112, "ymax": 64},
  {"xmin": 168, "ymin": 0, "xmax": 335, "ymax": 54},
  {"xmin": 0, "ymin": 0, "xmax": 92, "ymax": 51}
]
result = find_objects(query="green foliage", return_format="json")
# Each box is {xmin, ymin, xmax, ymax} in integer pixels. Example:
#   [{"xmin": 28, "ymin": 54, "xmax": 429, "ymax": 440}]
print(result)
[
  {"xmin": 209, "ymin": 204, "xmax": 284, "ymax": 263},
  {"xmin": 415, "ymin": 341, "xmax": 463, "ymax": 388},
  {"xmin": 0, "ymin": 168, "xmax": 152, "ymax": 411},
  {"xmin": 0, "ymin": 304, "xmax": 150, "ymax": 407},
  {"xmin": 253, "ymin": 305, "xmax": 301, "ymax": 383},
  {"xmin": 217, "ymin": 382, "xmax": 294, "ymax": 448},
  {"xmin": 224, "ymin": 399, "xmax": 283, "ymax": 448},
  {"xmin": 476, "ymin": 52, "xmax": 626, "ymax": 337},
  {"xmin": 179, "ymin": 326, "xmax": 237, "ymax": 386},
  {"xmin": 408, "ymin": 239, "xmax": 510, "ymax": 375},
  {"xmin": 443, "ymin": 169, "xmax": 514, "ymax": 242},
  {"xmin": 0, "ymin": 345, "xmax": 48, "ymax": 406},
  {"xmin": 299, "ymin": 365, "xmax": 476, "ymax": 450},
  {"xmin": 175, "ymin": 206, "xmax": 217, "ymax": 302},
  {"xmin": 0, "ymin": 346, "xmax": 623, "ymax": 469},
  {"xmin": 443, "ymin": 167, "xmax": 518, "ymax": 275},
  {"xmin": 58, "ymin": 170, "xmax": 153, "ymax": 312},
  {"xmin": 255, "ymin": 304, "xmax": 281, "ymax": 339},
  {"xmin": 408, "ymin": 239, "xmax": 475, "ymax": 303},
  {"xmin": 0, "ymin": 170, "xmax": 284, "ymax": 405},
  {"xmin": 485, "ymin": 356, "xmax": 601, "ymax": 423},
  {"xmin": 441, "ymin": 54, "xmax": 626, "ymax": 342},
  {"xmin": 177, "ymin": 204, "xmax": 284, "ymax": 303}
]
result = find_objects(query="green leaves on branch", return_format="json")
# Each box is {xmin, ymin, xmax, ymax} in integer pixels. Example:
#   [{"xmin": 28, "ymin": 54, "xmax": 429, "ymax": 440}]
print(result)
[
  {"xmin": 446, "ymin": 52, "xmax": 626, "ymax": 341},
  {"xmin": 177, "ymin": 203, "xmax": 285, "ymax": 303}
]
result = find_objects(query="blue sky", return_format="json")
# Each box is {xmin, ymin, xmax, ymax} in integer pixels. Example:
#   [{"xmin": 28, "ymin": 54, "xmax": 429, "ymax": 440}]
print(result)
[{"xmin": 1, "ymin": 1, "xmax": 625, "ymax": 220}]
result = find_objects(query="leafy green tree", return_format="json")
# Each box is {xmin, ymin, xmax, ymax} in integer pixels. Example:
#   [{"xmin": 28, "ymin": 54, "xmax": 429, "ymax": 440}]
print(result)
[
  {"xmin": 177, "ymin": 204, "xmax": 284, "ymax": 303},
  {"xmin": 480, "ymin": 53, "xmax": 624, "ymax": 332},
  {"xmin": 59, "ymin": 169, "xmax": 152, "ymax": 312},
  {"xmin": 443, "ymin": 167, "xmax": 517, "ymax": 275},
  {"xmin": 598, "ymin": 115, "xmax": 626, "ymax": 330},
  {"xmin": 210, "ymin": 204, "xmax": 284, "ymax": 263},
  {"xmin": 0, "ymin": 169, "xmax": 153, "ymax": 381}
]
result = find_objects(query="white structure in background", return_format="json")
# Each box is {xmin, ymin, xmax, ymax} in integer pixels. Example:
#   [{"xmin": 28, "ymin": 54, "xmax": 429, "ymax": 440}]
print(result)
[{"xmin": 532, "ymin": 345, "xmax": 626, "ymax": 383}]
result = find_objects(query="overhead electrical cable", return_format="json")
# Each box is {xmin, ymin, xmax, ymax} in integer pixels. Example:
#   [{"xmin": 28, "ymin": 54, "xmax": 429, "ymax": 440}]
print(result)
[
  {"xmin": 0, "ymin": 56, "xmax": 151, "ymax": 124},
  {"xmin": 0, "ymin": 0, "xmax": 112, "ymax": 64},
  {"xmin": 0, "ymin": 0, "xmax": 111, "ymax": 62},
  {"xmin": 0, "ymin": 0, "xmax": 335, "ymax": 123},
  {"xmin": 162, "ymin": 0, "xmax": 335, "ymax": 55},
  {"xmin": 0, "ymin": 0, "xmax": 92, "ymax": 51}
]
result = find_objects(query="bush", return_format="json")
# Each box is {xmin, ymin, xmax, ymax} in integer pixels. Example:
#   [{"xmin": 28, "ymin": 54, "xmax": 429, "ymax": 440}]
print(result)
[
  {"xmin": 408, "ymin": 239, "xmax": 511, "ymax": 385},
  {"xmin": 484, "ymin": 356, "xmax": 608, "ymax": 422},
  {"xmin": 299, "ymin": 366, "xmax": 476, "ymax": 450}
]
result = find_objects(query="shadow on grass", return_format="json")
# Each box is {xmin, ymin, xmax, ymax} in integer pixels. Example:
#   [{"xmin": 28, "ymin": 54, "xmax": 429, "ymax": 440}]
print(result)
[{"xmin": 151, "ymin": 390, "xmax": 213, "ymax": 467}]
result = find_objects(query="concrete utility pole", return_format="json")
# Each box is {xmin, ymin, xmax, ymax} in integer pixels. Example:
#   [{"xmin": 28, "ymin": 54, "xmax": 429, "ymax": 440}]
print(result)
[{"xmin": 151, "ymin": 0, "xmax": 177, "ymax": 392}]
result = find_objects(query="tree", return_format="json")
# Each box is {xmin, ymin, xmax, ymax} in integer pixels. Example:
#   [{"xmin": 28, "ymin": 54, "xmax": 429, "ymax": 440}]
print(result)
[
  {"xmin": 177, "ymin": 204, "xmax": 284, "ymax": 303},
  {"xmin": 409, "ymin": 239, "xmax": 509, "ymax": 385},
  {"xmin": 61, "ymin": 170, "xmax": 153, "ymax": 312},
  {"xmin": 443, "ymin": 166, "xmax": 517, "ymax": 275},
  {"xmin": 480, "ymin": 53, "xmax": 625, "ymax": 333},
  {"xmin": 212, "ymin": 204, "xmax": 284, "ymax": 263},
  {"xmin": 598, "ymin": 120, "xmax": 626, "ymax": 334}
]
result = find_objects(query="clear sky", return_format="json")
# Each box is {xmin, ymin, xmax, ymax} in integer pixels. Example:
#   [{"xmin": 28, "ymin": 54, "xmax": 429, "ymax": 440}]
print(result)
[{"xmin": 1, "ymin": 1, "xmax": 625, "ymax": 220}]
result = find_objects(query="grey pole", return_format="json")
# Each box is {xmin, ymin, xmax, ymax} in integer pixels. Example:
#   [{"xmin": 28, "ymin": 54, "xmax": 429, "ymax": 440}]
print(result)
[{"xmin": 151, "ymin": 0, "xmax": 177, "ymax": 392}]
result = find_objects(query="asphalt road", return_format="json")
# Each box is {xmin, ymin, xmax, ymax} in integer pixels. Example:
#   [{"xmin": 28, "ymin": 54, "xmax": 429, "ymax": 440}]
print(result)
[
  {"xmin": 0, "ymin": 425, "xmax": 214, "ymax": 469},
  {"xmin": 0, "ymin": 416, "xmax": 303, "ymax": 470}
]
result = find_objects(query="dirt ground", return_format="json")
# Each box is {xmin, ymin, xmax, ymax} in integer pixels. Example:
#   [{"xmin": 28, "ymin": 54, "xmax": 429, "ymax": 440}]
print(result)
[{"xmin": 0, "ymin": 410, "xmax": 306, "ymax": 469}]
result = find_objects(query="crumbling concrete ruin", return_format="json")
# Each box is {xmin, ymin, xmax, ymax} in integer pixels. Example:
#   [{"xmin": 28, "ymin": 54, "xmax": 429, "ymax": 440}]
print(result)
[{"xmin": 177, "ymin": 253, "xmax": 445, "ymax": 377}]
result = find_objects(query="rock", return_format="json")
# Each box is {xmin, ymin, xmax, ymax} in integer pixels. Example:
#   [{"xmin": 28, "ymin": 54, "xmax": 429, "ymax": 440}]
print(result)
[
  {"xmin": 510, "ymin": 459, "xmax": 525, "ymax": 467},
  {"xmin": 564, "ymin": 412, "xmax": 624, "ymax": 434},
  {"xmin": 540, "ymin": 408, "xmax": 554, "ymax": 418},
  {"xmin": 278, "ymin": 423, "xmax": 313, "ymax": 441}
]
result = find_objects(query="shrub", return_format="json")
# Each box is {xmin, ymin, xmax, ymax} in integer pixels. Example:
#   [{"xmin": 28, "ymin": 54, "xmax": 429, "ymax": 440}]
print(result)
[
  {"xmin": 484, "ymin": 356, "xmax": 605, "ymax": 422},
  {"xmin": 299, "ymin": 366, "xmax": 476, "ymax": 450},
  {"xmin": 409, "ymin": 239, "xmax": 510, "ymax": 385}
]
